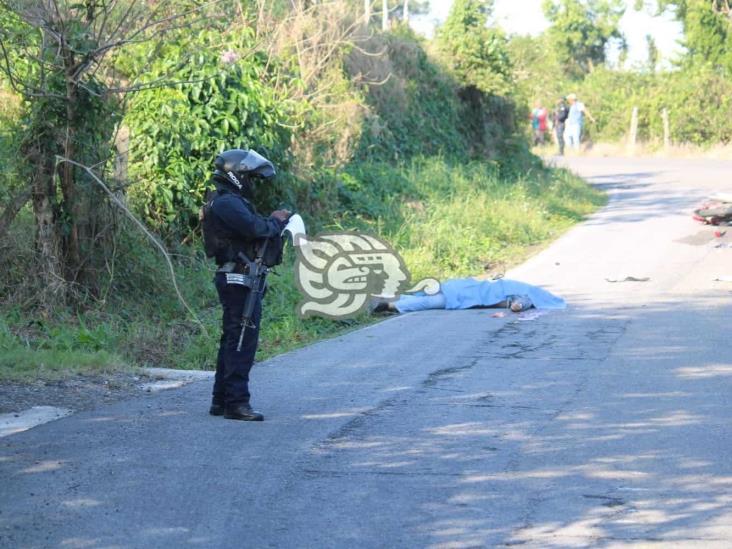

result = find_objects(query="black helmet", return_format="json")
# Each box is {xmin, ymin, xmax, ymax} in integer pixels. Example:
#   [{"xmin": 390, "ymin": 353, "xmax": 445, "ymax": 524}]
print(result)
[{"xmin": 213, "ymin": 149, "xmax": 276, "ymax": 190}]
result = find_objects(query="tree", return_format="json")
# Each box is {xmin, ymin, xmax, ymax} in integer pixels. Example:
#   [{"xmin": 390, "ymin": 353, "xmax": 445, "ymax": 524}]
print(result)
[
  {"xmin": 542, "ymin": 0, "xmax": 625, "ymax": 79},
  {"xmin": 0, "ymin": 0, "xmax": 199, "ymax": 310},
  {"xmin": 0, "ymin": 79, "xmax": 25, "ymax": 239},
  {"xmin": 434, "ymin": 0, "xmax": 519, "ymax": 158},
  {"xmin": 394, "ymin": 0, "xmax": 430, "ymax": 23},
  {"xmin": 124, "ymin": 28, "xmax": 293, "ymax": 236},
  {"xmin": 646, "ymin": 33, "xmax": 659, "ymax": 71},
  {"xmin": 435, "ymin": 0, "xmax": 512, "ymax": 95},
  {"xmin": 362, "ymin": 0, "xmax": 429, "ymax": 27},
  {"xmin": 638, "ymin": 0, "xmax": 732, "ymax": 73},
  {"xmin": 507, "ymin": 34, "xmax": 564, "ymax": 106}
]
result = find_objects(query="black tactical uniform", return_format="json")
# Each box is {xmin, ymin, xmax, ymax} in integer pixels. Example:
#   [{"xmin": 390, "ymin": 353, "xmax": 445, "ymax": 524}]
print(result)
[
  {"xmin": 206, "ymin": 149, "xmax": 288, "ymax": 421},
  {"xmin": 554, "ymin": 99, "xmax": 570, "ymax": 156}
]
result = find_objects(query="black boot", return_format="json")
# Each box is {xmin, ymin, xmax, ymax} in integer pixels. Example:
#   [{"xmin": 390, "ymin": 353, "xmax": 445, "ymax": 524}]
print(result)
[
  {"xmin": 224, "ymin": 404, "xmax": 264, "ymax": 421},
  {"xmin": 209, "ymin": 400, "xmax": 225, "ymax": 416}
]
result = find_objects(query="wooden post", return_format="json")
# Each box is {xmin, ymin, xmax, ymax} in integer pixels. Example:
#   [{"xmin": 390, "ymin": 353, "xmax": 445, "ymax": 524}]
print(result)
[
  {"xmin": 382, "ymin": 0, "xmax": 388, "ymax": 31},
  {"xmin": 628, "ymin": 105, "xmax": 638, "ymax": 155},
  {"xmin": 662, "ymin": 108, "xmax": 670, "ymax": 150},
  {"xmin": 364, "ymin": 0, "xmax": 370, "ymax": 25}
]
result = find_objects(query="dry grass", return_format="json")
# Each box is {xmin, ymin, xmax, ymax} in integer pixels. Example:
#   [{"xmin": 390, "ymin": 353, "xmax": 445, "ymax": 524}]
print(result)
[
  {"xmin": 257, "ymin": 1, "xmax": 369, "ymax": 170},
  {"xmin": 0, "ymin": 87, "xmax": 21, "ymax": 120}
]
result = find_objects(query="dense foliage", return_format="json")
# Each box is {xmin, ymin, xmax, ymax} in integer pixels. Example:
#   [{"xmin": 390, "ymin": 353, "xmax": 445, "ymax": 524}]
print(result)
[
  {"xmin": 645, "ymin": 0, "xmax": 732, "ymax": 74},
  {"xmin": 0, "ymin": 0, "xmax": 192, "ymax": 309},
  {"xmin": 510, "ymin": 0, "xmax": 732, "ymax": 147},
  {"xmin": 573, "ymin": 65, "xmax": 732, "ymax": 144},
  {"xmin": 125, "ymin": 28, "xmax": 293, "ymax": 235},
  {"xmin": 435, "ymin": 0, "xmax": 513, "ymax": 95},
  {"xmin": 13, "ymin": 0, "xmax": 732, "ymax": 377},
  {"xmin": 542, "ymin": 0, "xmax": 626, "ymax": 79}
]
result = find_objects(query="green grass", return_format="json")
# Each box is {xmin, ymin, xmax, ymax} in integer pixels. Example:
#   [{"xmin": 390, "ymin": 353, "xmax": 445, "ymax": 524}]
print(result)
[
  {"xmin": 0, "ymin": 156, "xmax": 605, "ymax": 382},
  {"xmin": 337, "ymin": 156, "xmax": 605, "ymax": 280},
  {"xmin": 0, "ymin": 349, "xmax": 129, "ymax": 382}
]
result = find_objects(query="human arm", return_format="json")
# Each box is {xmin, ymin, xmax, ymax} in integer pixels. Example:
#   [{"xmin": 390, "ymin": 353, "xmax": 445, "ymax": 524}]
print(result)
[
  {"xmin": 582, "ymin": 104, "xmax": 596, "ymax": 124},
  {"xmin": 213, "ymin": 194, "xmax": 288, "ymax": 240}
]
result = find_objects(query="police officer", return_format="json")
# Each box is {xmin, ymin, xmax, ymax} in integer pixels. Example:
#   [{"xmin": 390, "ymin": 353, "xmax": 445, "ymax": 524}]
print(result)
[{"xmin": 206, "ymin": 149, "xmax": 290, "ymax": 421}]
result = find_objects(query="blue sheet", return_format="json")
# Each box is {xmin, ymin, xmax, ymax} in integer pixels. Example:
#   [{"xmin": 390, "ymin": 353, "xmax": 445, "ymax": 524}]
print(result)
[
  {"xmin": 441, "ymin": 278, "xmax": 566, "ymax": 310},
  {"xmin": 394, "ymin": 278, "xmax": 566, "ymax": 313}
]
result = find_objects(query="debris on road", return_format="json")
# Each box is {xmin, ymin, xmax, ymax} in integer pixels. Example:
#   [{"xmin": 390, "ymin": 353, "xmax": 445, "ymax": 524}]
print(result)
[
  {"xmin": 693, "ymin": 199, "xmax": 732, "ymax": 226},
  {"xmin": 605, "ymin": 276, "xmax": 650, "ymax": 283},
  {"xmin": 517, "ymin": 310, "xmax": 549, "ymax": 321},
  {"xmin": 676, "ymin": 227, "xmax": 732, "ymax": 247}
]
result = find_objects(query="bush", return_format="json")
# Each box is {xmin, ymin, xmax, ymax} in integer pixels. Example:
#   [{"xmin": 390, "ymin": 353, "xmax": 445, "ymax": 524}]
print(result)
[
  {"xmin": 0, "ymin": 2, "xmax": 606, "ymax": 380},
  {"xmin": 0, "ymin": 155, "xmax": 604, "ymax": 380},
  {"xmin": 0, "ymin": 85, "xmax": 24, "ymax": 203},
  {"xmin": 575, "ymin": 66, "xmax": 732, "ymax": 145},
  {"xmin": 125, "ymin": 28, "xmax": 295, "ymax": 237}
]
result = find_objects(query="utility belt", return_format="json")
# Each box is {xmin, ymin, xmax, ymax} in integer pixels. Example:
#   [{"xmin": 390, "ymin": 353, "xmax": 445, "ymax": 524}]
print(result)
[{"xmin": 217, "ymin": 259, "xmax": 255, "ymax": 288}]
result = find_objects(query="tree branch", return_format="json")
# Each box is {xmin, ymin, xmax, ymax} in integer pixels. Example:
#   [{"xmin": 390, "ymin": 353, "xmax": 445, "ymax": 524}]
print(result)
[
  {"xmin": 0, "ymin": 186, "xmax": 31, "ymax": 241},
  {"xmin": 56, "ymin": 157, "xmax": 208, "ymax": 335}
]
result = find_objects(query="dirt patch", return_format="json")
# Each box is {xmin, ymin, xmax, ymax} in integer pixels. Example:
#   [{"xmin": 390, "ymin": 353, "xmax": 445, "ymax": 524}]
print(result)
[{"xmin": 0, "ymin": 373, "xmax": 149, "ymax": 414}]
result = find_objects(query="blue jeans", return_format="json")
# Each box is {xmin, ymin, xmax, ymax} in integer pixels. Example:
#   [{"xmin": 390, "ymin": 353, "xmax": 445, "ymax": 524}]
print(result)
[
  {"xmin": 394, "ymin": 292, "xmax": 447, "ymax": 313},
  {"xmin": 565, "ymin": 124, "xmax": 581, "ymax": 150}
]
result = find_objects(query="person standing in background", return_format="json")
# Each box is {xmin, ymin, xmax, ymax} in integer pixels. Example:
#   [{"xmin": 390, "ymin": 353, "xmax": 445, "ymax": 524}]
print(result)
[
  {"xmin": 530, "ymin": 101, "xmax": 549, "ymax": 145},
  {"xmin": 565, "ymin": 93, "xmax": 595, "ymax": 152},
  {"xmin": 553, "ymin": 97, "xmax": 569, "ymax": 156}
]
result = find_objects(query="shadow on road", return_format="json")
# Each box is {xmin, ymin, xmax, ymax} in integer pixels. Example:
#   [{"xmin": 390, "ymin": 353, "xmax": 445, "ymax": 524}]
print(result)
[
  {"xmin": 3, "ymin": 153, "xmax": 732, "ymax": 546},
  {"xmin": 581, "ymin": 171, "xmax": 713, "ymax": 227},
  {"xmin": 2, "ymin": 296, "xmax": 728, "ymax": 547},
  {"xmin": 276, "ymin": 299, "xmax": 729, "ymax": 546}
]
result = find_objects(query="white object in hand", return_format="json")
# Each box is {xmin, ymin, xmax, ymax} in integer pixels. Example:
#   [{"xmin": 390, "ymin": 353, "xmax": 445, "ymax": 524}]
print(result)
[{"xmin": 283, "ymin": 214, "xmax": 307, "ymax": 246}]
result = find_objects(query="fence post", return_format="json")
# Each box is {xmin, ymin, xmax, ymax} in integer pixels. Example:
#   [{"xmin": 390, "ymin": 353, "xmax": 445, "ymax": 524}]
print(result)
[
  {"xmin": 628, "ymin": 105, "xmax": 638, "ymax": 155},
  {"xmin": 662, "ymin": 108, "xmax": 670, "ymax": 151}
]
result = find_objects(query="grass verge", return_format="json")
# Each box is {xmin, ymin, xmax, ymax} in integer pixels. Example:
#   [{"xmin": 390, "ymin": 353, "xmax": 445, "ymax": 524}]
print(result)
[{"xmin": 0, "ymin": 156, "xmax": 605, "ymax": 382}]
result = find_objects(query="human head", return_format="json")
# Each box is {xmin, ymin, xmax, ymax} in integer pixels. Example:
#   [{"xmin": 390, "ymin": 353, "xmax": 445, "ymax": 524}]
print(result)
[
  {"xmin": 213, "ymin": 149, "xmax": 276, "ymax": 198},
  {"xmin": 567, "ymin": 93, "xmax": 577, "ymax": 104}
]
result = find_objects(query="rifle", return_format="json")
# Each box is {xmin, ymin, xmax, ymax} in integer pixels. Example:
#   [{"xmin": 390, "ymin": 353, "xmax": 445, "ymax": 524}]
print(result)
[{"xmin": 236, "ymin": 239, "xmax": 270, "ymax": 352}]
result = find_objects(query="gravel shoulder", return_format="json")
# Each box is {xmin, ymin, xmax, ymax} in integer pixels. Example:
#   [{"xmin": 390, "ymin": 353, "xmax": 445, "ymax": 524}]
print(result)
[
  {"xmin": 0, "ymin": 372, "xmax": 151, "ymax": 414},
  {"xmin": 0, "ymin": 368, "xmax": 216, "ymax": 414}
]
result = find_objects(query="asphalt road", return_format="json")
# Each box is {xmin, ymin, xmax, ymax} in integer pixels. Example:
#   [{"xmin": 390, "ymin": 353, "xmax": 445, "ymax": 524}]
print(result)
[{"xmin": 1, "ymin": 157, "xmax": 731, "ymax": 548}]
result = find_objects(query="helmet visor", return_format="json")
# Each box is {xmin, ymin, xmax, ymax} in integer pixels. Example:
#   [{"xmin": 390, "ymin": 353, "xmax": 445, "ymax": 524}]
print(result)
[{"xmin": 240, "ymin": 150, "xmax": 276, "ymax": 178}]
